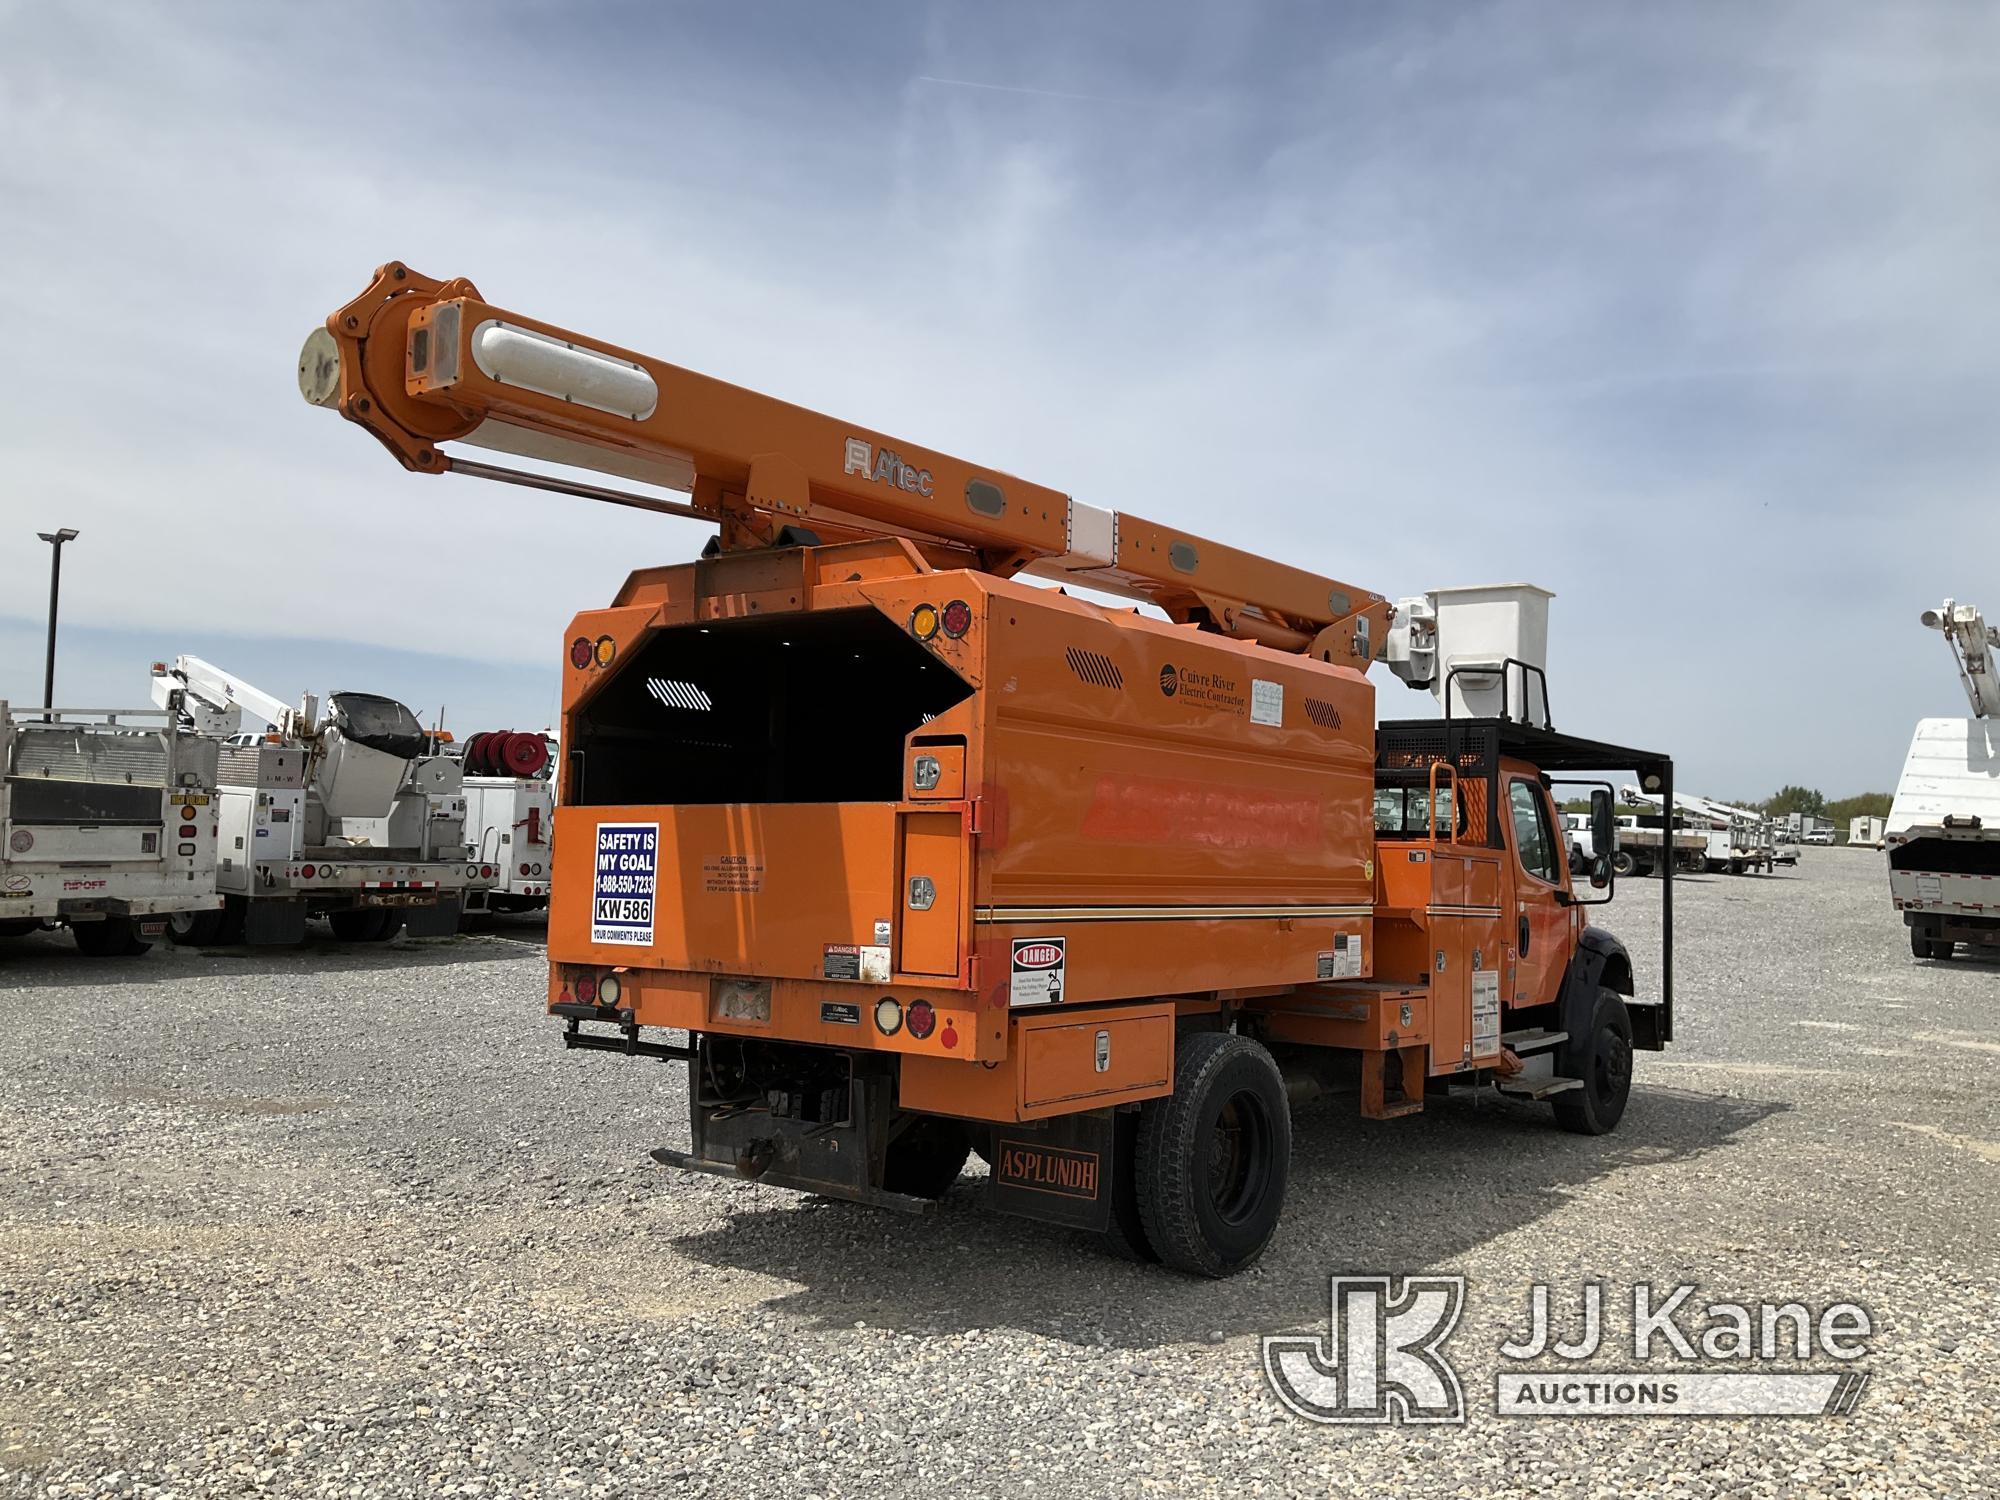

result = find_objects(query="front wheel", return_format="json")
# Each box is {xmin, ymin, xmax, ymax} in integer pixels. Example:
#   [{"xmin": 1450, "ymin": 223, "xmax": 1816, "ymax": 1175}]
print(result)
[
  {"xmin": 1134, "ymin": 1032, "xmax": 1291, "ymax": 1277},
  {"xmin": 1553, "ymin": 988, "xmax": 1633, "ymax": 1136}
]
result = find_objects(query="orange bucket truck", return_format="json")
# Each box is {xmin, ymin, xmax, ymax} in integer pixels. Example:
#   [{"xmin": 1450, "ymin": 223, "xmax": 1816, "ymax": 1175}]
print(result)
[{"xmin": 300, "ymin": 263, "xmax": 1675, "ymax": 1275}]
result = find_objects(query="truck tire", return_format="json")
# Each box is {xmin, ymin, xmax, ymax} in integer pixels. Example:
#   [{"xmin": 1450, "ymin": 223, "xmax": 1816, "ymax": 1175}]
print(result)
[
  {"xmin": 72, "ymin": 916, "xmax": 151, "ymax": 958},
  {"xmin": 1910, "ymin": 925, "xmax": 1953, "ymax": 961},
  {"xmin": 1102, "ymin": 1110, "xmax": 1159, "ymax": 1264},
  {"xmin": 1611, "ymin": 851, "xmax": 1636, "ymax": 877},
  {"xmin": 329, "ymin": 908, "xmax": 402, "ymax": 942},
  {"xmin": 882, "ymin": 1117, "xmax": 971, "ymax": 1199},
  {"xmin": 167, "ymin": 908, "xmax": 226, "ymax": 946},
  {"xmin": 1552, "ymin": 988, "xmax": 1633, "ymax": 1136},
  {"xmin": 0, "ymin": 918, "xmax": 40, "ymax": 939},
  {"xmin": 1134, "ymin": 1032, "xmax": 1290, "ymax": 1277}
]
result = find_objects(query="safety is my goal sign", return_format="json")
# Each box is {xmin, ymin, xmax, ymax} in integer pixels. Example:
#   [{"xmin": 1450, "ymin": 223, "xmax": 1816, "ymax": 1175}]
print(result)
[{"xmin": 591, "ymin": 822, "xmax": 658, "ymax": 946}]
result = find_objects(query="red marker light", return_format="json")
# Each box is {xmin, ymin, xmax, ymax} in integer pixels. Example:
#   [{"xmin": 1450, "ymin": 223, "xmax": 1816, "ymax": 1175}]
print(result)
[
  {"xmin": 940, "ymin": 1021, "xmax": 959, "ymax": 1050},
  {"xmin": 940, "ymin": 599, "xmax": 972, "ymax": 638},
  {"xmin": 906, "ymin": 999, "xmax": 937, "ymax": 1040}
]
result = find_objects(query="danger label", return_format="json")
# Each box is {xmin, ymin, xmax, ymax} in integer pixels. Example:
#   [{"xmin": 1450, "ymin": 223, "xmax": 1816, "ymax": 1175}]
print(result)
[
  {"xmin": 591, "ymin": 822, "xmax": 658, "ymax": 946},
  {"xmin": 1010, "ymin": 937, "xmax": 1066, "ymax": 1006}
]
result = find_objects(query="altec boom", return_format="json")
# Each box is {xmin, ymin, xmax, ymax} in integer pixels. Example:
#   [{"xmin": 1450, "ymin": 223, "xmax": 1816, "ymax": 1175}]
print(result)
[{"xmin": 305, "ymin": 261, "xmax": 1675, "ymax": 1277}]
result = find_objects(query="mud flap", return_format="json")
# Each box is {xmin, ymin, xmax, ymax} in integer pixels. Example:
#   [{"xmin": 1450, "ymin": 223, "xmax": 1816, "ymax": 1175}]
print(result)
[
  {"xmin": 986, "ymin": 1109, "xmax": 1115, "ymax": 1233},
  {"xmin": 402, "ymin": 897, "xmax": 462, "ymax": 939},
  {"xmin": 243, "ymin": 898, "xmax": 307, "ymax": 947}
]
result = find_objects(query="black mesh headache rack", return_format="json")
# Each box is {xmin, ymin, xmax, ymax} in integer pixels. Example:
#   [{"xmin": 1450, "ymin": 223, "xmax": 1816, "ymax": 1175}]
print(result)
[{"xmin": 1377, "ymin": 716, "xmax": 1676, "ymax": 1043}]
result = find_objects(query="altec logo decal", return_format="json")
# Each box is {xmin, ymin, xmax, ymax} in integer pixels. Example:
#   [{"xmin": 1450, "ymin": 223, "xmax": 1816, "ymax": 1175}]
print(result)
[{"xmin": 843, "ymin": 437, "xmax": 934, "ymax": 497}]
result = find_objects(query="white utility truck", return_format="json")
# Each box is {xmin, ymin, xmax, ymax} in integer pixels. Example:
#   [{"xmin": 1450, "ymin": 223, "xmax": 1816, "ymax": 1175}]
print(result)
[
  {"xmin": 0, "ymin": 697, "xmax": 223, "ymax": 955},
  {"xmin": 457, "ymin": 730, "xmax": 556, "ymax": 919},
  {"xmin": 149, "ymin": 658, "xmax": 494, "ymax": 944},
  {"xmin": 1890, "ymin": 599, "xmax": 2000, "ymax": 960}
]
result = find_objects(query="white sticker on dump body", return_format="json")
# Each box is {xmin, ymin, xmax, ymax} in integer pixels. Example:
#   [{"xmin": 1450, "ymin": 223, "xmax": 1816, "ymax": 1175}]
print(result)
[
  {"xmin": 591, "ymin": 822, "xmax": 659, "ymax": 946},
  {"xmin": 1010, "ymin": 937, "xmax": 1066, "ymax": 1006},
  {"xmin": 1251, "ymin": 678, "xmax": 1284, "ymax": 727},
  {"xmin": 1471, "ymin": 970, "xmax": 1501, "ymax": 1057}
]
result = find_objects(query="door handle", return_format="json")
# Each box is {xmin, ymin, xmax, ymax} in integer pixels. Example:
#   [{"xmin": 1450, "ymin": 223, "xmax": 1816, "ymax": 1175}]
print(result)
[{"xmin": 1518, "ymin": 915, "xmax": 1531, "ymax": 956}]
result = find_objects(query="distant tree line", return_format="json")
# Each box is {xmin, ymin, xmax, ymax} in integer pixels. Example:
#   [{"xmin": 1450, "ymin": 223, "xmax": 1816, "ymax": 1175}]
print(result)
[
  {"xmin": 1560, "ymin": 784, "xmax": 1893, "ymax": 821},
  {"xmin": 1755, "ymin": 785, "xmax": 1891, "ymax": 823}
]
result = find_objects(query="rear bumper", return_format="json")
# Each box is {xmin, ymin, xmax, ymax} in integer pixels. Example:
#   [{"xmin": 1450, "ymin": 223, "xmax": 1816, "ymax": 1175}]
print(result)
[
  {"xmin": 254, "ymin": 861, "xmax": 482, "ymax": 901},
  {"xmin": 3, "ymin": 884, "xmax": 224, "ymax": 922},
  {"xmin": 549, "ymin": 961, "xmax": 990, "ymax": 1061}
]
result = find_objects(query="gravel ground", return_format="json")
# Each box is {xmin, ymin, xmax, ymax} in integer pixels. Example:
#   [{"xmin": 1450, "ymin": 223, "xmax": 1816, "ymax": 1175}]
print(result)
[{"xmin": 1, "ymin": 849, "xmax": 1994, "ymax": 1499}]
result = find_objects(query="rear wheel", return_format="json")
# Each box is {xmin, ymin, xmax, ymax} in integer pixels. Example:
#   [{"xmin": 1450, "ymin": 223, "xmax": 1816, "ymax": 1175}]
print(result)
[
  {"xmin": 1611, "ymin": 851, "xmax": 1636, "ymax": 877},
  {"xmin": 1553, "ymin": 988, "xmax": 1633, "ymax": 1135},
  {"xmin": 168, "ymin": 908, "xmax": 226, "ymax": 946},
  {"xmin": 1910, "ymin": 925, "xmax": 1953, "ymax": 960},
  {"xmin": 882, "ymin": 1117, "xmax": 972, "ymax": 1199},
  {"xmin": 72, "ymin": 916, "xmax": 151, "ymax": 958},
  {"xmin": 1101, "ymin": 1109, "xmax": 1159, "ymax": 1263},
  {"xmin": 328, "ymin": 908, "xmax": 402, "ymax": 942},
  {"xmin": 1135, "ymin": 1032, "xmax": 1290, "ymax": 1277}
]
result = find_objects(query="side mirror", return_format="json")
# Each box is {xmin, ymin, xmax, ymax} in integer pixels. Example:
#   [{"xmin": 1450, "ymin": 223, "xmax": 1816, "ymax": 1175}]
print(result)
[
  {"xmin": 1590, "ymin": 854, "xmax": 1611, "ymax": 890},
  {"xmin": 1590, "ymin": 788, "xmax": 1616, "ymax": 865}
]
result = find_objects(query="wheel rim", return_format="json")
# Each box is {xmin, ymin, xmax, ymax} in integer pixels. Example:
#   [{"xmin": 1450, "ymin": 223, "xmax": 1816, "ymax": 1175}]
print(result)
[
  {"xmin": 1206, "ymin": 1089, "xmax": 1273, "ymax": 1226},
  {"xmin": 1596, "ymin": 1032, "xmax": 1632, "ymax": 1102},
  {"xmin": 167, "ymin": 912, "xmax": 193, "ymax": 937}
]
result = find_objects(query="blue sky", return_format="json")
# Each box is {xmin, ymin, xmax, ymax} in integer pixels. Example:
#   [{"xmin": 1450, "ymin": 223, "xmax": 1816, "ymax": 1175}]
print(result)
[{"xmin": 3, "ymin": 2, "xmax": 1997, "ymax": 795}]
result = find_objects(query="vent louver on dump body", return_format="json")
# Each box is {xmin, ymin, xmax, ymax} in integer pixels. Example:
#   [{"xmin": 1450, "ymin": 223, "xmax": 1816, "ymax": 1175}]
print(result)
[
  {"xmin": 646, "ymin": 677, "xmax": 714, "ymax": 711},
  {"xmin": 1064, "ymin": 648, "xmax": 1124, "ymax": 690},
  {"xmin": 1304, "ymin": 698, "xmax": 1344, "ymax": 730}
]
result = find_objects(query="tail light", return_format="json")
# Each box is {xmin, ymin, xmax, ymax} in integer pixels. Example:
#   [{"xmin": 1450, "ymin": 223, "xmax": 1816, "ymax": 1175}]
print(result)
[
  {"xmin": 906, "ymin": 999, "xmax": 937, "ymax": 1040},
  {"xmin": 178, "ymin": 823, "xmax": 198, "ymax": 837},
  {"xmin": 299, "ymin": 864, "xmax": 315, "ymax": 879},
  {"xmin": 480, "ymin": 865, "xmax": 494, "ymax": 879},
  {"xmin": 940, "ymin": 598, "xmax": 972, "ymax": 638},
  {"xmin": 576, "ymin": 974, "xmax": 598, "ymax": 1003},
  {"xmin": 519, "ymin": 863, "xmax": 530, "ymax": 876},
  {"xmin": 570, "ymin": 637, "xmax": 593, "ymax": 670}
]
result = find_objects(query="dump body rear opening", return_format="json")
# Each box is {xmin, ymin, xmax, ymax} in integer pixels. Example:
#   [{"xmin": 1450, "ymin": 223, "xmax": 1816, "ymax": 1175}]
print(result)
[{"xmin": 569, "ymin": 608, "xmax": 974, "ymax": 807}]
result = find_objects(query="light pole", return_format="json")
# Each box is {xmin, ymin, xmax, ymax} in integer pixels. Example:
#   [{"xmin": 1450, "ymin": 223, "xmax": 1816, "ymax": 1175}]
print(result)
[{"xmin": 37, "ymin": 528, "xmax": 79, "ymax": 719}]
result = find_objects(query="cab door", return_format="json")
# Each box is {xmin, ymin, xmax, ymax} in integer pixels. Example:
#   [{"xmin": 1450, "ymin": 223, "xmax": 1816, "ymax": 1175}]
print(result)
[{"xmin": 1504, "ymin": 773, "xmax": 1572, "ymax": 1010}]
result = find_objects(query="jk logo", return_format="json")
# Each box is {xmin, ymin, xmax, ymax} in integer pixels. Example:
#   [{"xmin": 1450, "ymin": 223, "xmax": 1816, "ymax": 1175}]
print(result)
[{"xmin": 1262, "ymin": 1275, "xmax": 1467, "ymax": 1424}]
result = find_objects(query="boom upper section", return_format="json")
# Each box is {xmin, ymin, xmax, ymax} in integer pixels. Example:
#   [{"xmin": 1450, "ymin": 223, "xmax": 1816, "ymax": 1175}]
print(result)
[{"xmin": 300, "ymin": 261, "xmax": 1386, "ymax": 661}]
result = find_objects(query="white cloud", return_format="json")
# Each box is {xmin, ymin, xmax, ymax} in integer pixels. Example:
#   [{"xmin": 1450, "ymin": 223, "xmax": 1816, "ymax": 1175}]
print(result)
[{"xmin": 2, "ymin": 0, "xmax": 1997, "ymax": 797}]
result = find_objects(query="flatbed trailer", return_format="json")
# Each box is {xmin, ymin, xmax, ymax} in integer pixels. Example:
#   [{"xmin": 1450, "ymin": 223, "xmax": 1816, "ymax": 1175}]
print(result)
[
  {"xmin": 301, "ymin": 261, "xmax": 1676, "ymax": 1275},
  {"xmin": 0, "ymin": 699, "xmax": 222, "ymax": 955}
]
